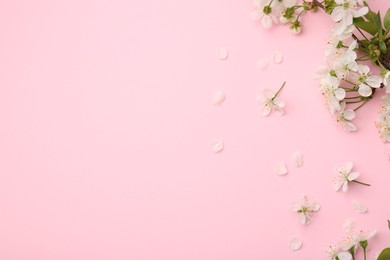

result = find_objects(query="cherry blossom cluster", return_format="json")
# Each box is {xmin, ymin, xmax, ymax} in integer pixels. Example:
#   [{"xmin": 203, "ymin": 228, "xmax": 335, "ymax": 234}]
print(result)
[
  {"xmin": 327, "ymin": 219, "xmax": 376, "ymax": 260},
  {"xmin": 253, "ymin": 0, "xmax": 390, "ymax": 149},
  {"xmin": 251, "ymin": 0, "xmax": 318, "ymax": 34}
]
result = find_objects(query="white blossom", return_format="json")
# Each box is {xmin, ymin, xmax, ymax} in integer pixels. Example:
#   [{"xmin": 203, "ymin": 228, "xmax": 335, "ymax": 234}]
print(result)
[
  {"xmin": 333, "ymin": 161, "xmax": 359, "ymax": 192},
  {"xmin": 291, "ymin": 195, "xmax": 320, "ymax": 225}
]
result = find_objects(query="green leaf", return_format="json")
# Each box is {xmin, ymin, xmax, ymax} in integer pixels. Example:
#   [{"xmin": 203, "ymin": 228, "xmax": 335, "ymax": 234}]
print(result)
[
  {"xmin": 385, "ymin": 8, "xmax": 390, "ymax": 30},
  {"xmin": 378, "ymin": 248, "xmax": 390, "ymax": 260},
  {"xmin": 363, "ymin": 2, "xmax": 377, "ymax": 23},
  {"xmin": 376, "ymin": 12, "xmax": 384, "ymax": 40},
  {"xmin": 354, "ymin": 21, "xmax": 378, "ymax": 35},
  {"xmin": 388, "ymin": 219, "xmax": 390, "ymax": 230},
  {"xmin": 380, "ymin": 41, "xmax": 387, "ymax": 54}
]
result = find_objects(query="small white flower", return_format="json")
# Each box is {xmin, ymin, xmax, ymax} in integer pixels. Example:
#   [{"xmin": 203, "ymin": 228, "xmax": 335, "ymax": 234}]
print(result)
[
  {"xmin": 251, "ymin": 0, "xmax": 280, "ymax": 29},
  {"xmin": 291, "ymin": 195, "xmax": 320, "ymax": 225},
  {"xmin": 289, "ymin": 20, "xmax": 302, "ymax": 34},
  {"xmin": 376, "ymin": 95, "xmax": 390, "ymax": 142},
  {"xmin": 330, "ymin": 0, "xmax": 368, "ymax": 26},
  {"xmin": 352, "ymin": 230, "xmax": 377, "ymax": 250},
  {"xmin": 333, "ymin": 161, "xmax": 360, "ymax": 192},
  {"xmin": 336, "ymin": 102, "xmax": 357, "ymax": 132},
  {"xmin": 326, "ymin": 245, "xmax": 352, "ymax": 260},
  {"xmin": 350, "ymin": 65, "xmax": 382, "ymax": 97},
  {"xmin": 256, "ymin": 82, "xmax": 286, "ymax": 116}
]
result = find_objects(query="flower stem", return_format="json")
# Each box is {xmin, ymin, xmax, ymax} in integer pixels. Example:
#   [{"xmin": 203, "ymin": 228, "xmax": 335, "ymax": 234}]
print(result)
[
  {"xmin": 274, "ymin": 81, "xmax": 286, "ymax": 97},
  {"xmin": 356, "ymin": 27, "xmax": 369, "ymax": 42},
  {"xmin": 344, "ymin": 96, "xmax": 362, "ymax": 100},
  {"xmin": 352, "ymin": 180, "xmax": 371, "ymax": 186},
  {"xmin": 346, "ymin": 100, "xmax": 364, "ymax": 104},
  {"xmin": 363, "ymin": 248, "xmax": 367, "ymax": 260},
  {"xmin": 353, "ymin": 100, "xmax": 369, "ymax": 111}
]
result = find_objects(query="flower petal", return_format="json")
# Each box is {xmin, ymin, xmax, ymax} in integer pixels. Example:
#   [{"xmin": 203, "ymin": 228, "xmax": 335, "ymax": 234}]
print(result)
[
  {"xmin": 353, "ymin": 200, "xmax": 368, "ymax": 214},
  {"xmin": 292, "ymin": 151, "xmax": 304, "ymax": 168},
  {"xmin": 345, "ymin": 162, "xmax": 354, "ymax": 173},
  {"xmin": 289, "ymin": 237, "xmax": 303, "ymax": 252},
  {"xmin": 347, "ymin": 171, "xmax": 360, "ymax": 181},
  {"xmin": 299, "ymin": 213, "xmax": 308, "ymax": 224},
  {"xmin": 338, "ymin": 252, "xmax": 353, "ymax": 260},
  {"xmin": 273, "ymin": 51, "xmax": 283, "ymax": 64},
  {"xmin": 342, "ymin": 181, "xmax": 349, "ymax": 192},
  {"xmin": 343, "ymin": 109, "xmax": 355, "ymax": 120},
  {"xmin": 219, "ymin": 47, "xmax": 228, "ymax": 60},
  {"xmin": 343, "ymin": 218, "xmax": 356, "ymax": 233},
  {"xmin": 275, "ymin": 161, "xmax": 288, "ymax": 175},
  {"xmin": 257, "ymin": 59, "xmax": 270, "ymax": 71},
  {"xmin": 334, "ymin": 181, "xmax": 343, "ymax": 191},
  {"xmin": 212, "ymin": 140, "xmax": 224, "ymax": 153},
  {"xmin": 213, "ymin": 90, "xmax": 226, "ymax": 106},
  {"xmin": 358, "ymin": 84, "xmax": 372, "ymax": 97}
]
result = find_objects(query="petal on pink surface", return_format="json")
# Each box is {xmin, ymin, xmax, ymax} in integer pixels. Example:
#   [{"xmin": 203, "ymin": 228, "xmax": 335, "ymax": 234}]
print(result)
[
  {"xmin": 212, "ymin": 140, "xmax": 224, "ymax": 153},
  {"xmin": 219, "ymin": 47, "xmax": 228, "ymax": 60},
  {"xmin": 289, "ymin": 237, "xmax": 303, "ymax": 252},
  {"xmin": 352, "ymin": 200, "xmax": 368, "ymax": 214},
  {"xmin": 275, "ymin": 161, "xmax": 288, "ymax": 175},
  {"xmin": 213, "ymin": 90, "xmax": 226, "ymax": 107},
  {"xmin": 273, "ymin": 51, "xmax": 283, "ymax": 64},
  {"xmin": 257, "ymin": 58, "xmax": 270, "ymax": 70}
]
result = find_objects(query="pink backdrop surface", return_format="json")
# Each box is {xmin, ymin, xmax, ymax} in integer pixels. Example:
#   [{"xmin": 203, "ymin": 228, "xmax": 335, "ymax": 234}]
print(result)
[{"xmin": 0, "ymin": 0, "xmax": 389, "ymax": 259}]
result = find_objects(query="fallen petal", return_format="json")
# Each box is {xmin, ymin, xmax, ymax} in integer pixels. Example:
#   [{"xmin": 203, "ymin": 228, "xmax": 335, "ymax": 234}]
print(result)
[
  {"xmin": 219, "ymin": 47, "xmax": 228, "ymax": 60},
  {"xmin": 342, "ymin": 218, "xmax": 356, "ymax": 233},
  {"xmin": 275, "ymin": 161, "xmax": 288, "ymax": 175},
  {"xmin": 273, "ymin": 51, "xmax": 283, "ymax": 64},
  {"xmin": 212, "ymin": 140, "xmax": 224, "ymax": 153},
  {"xmin": 213, "ymin": 90, "xmax": 226, "ymax": 106},
  {"xmin": 292, "ymin": 152, "xmax": 304, "ymax": 168},
  {"xmin": 257, "ymin": 59, "xmax": 270, "ymax": 71},
  {"xmin": 289, "ymin": 237, "xmax": 303, "ymax": 252},
  {"xmin": 352, "ymin": 200, "xmax": 368, "ymax": 214}
]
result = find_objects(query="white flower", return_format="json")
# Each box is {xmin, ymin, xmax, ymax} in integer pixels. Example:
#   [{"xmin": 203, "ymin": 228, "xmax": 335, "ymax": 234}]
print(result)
[
  {"xmin": 350, "ymin": 65, "xmax": 382, "ymax": 97},
  {"xmin": 333, "ymin": 41, "xmax": 359, "ymax": 78},
  {"xmin": 352, "ymin": 230, "xmax": 377, "ymax": 250},
  {"xmin": 291, "ymin": 195, "xmax": 320, "ymax": 225},
  {"xmin": 256, "ymin": 82, "xmax": 286, "ymax": 116},
  {"xmin": 331, "ymin": 24, "xmax": 355, "ymax": 41},
  {"xmin": 376, "ymin": 95, "xmax": 390, "ymax": 142},
  {"xmin": 320, "ymin": 73, "xmax": 345, "ymax": 113},
  {"xmin": 289, "ymin": 20, "xmax": 302, "ymax": 34},
  {"xmin": 251, "ymin": 0, "xmax": 280, "ymax": 28},
  {"xmin": 326, "ymin": 245, "xmax": 352, "ymax": 260},
  {"xmin": 330, "ymin": 0, "xmax": 368, "ymax": 26},
  {"xmin": 333, "ymin": 161, "xmax": 359, "ymax": 192},
  {"xmin": 336, "ymin": 102, "xmax": 357, "ymax": 132}
]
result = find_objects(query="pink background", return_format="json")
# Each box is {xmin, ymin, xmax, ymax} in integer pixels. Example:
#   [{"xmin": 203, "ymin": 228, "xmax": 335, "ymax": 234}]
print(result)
[{"xmin": 0, "ymin": 0, "xmax": 389, "ymax": 259}]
